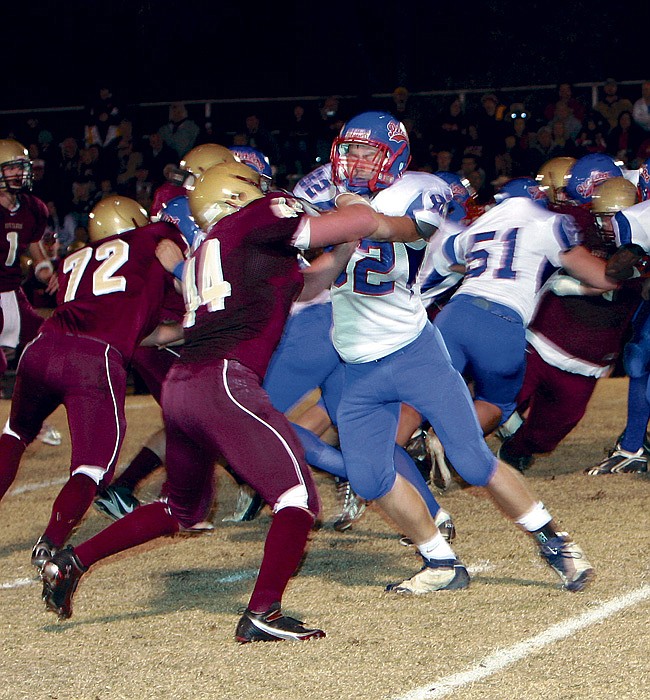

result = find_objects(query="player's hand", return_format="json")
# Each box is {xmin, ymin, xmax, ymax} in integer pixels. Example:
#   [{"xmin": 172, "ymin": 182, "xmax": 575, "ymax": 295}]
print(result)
[
  {"xmin": 45, "ymin": 272, "xmax": 59, "ymax": 295},
  {"xmin": 606, "ymin": 244, "xmax": 645, "ymax": 280},
  {"xmin": 156, "ymin": 240, "xmax": 184, "ymax": 273}
]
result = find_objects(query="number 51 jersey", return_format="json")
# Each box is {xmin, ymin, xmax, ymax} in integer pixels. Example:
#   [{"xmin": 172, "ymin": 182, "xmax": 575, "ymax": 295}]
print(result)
[
  {"xmin": 452, "ymin": 197, "xmax": 580, "ymax": 325},
  {"xmin": 42, "ymin": 222, "xmax": 185, "ymax": 364}
]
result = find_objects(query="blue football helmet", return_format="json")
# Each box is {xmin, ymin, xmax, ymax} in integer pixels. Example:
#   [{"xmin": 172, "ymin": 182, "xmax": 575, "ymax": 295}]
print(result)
[
  {"xmin": 565, "ymin": 153, "xmax": 623, "ymax": 205},
  {"xmin": 638, "ymin": 157, "xmax": 650, "ymax": 201},
  {"xmin": 229, "ymin": 146, "xmax": 272, "ymax": 192},
  {"xmin": 494, "ymin": 177, "xmax": 549, "ymax": 208},
  {"xmin": 331, "ymin": 111, "xmax": 410, "ymax": 195},
  {"xmin": 434, "ymin": 171, "xmax": 473, "ymax": 221}
]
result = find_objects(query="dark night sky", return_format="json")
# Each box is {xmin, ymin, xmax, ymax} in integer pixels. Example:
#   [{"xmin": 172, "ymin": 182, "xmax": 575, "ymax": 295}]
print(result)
[{"xmin": 3, "ymin": 1, "xmax": 649, "ymax": 111}]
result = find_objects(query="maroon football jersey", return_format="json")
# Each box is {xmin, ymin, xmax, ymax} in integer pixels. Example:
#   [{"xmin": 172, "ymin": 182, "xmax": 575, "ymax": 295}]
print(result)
[
  {"xmin": 180, "ymin": 193, "xmax": 304, "ymax": 379},
  {"xmin": 531, "ymin": 204, "xmax": 639, "ymax": 367},
  {"xmin": 0, "ymin": 193, "xmax": 47, "ymax": 292},
  {"xmin": 151, "ymin": 182, "xmax": 186, "ymax": 218},
  {"xmin": 42, "ymin": 222, "xmax": 185, "ymax": 363}
]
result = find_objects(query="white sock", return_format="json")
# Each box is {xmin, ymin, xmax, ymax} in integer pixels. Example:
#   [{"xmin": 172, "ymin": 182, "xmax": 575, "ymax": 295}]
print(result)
[
  {"xmin": 516, "ymin": 501, "xmax": 552, "ymax": 532},
  {"xmin": 417, "ymin": 532, "xmax": 455, "ymax": 561}
]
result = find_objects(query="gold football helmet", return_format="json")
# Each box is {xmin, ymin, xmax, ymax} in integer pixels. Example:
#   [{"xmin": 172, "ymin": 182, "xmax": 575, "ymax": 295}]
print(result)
[
  {"xmin": 175, "ymin": 144, "xmax": 238, "ymax": 189},
  {"xmin": 189, "ymin": 162, "xmax": 263, "ymax": 231},
  {"xmin": 0, "ymin": 139, "xmax": 32, "ymax": 193},
  {"xmin": 591, "ymin": 176, "xmax": 638, "ymax": 214},
  {"xmin": 591, "ymin": 177, "xmax": 638, "ymax": 244},
  {"xmin": 88, "ymin": 196, "xmax": 149, "ymax": 242},
  {"xmin": 536, "ymin": 156, "xmax": 576, "ymax": 203}
]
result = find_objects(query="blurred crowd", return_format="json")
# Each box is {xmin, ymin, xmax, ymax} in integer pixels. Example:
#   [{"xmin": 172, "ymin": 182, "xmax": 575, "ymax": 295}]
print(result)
[{"xmin": 5, "ymin": 79, "xmax": 650, "ymax": 263}]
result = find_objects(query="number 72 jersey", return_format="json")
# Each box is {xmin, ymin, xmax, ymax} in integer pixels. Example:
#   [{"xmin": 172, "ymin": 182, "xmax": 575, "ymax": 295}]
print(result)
[
  {"xmin": 44, "ymin": 222, "xmax": 185, "ymax": 364},
  {"xmin": 451, "ymin": 197, "xmax": 581, "ymax": 325}
]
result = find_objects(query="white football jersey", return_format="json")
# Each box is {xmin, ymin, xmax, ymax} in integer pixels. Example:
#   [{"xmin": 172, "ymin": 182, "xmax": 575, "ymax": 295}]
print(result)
[
  {"xmin": 451, "ymin": 197, "xmax": 580, "ymax": 324},
  {"xmin": 292, "ymin": 163, "xmax": 337, "ymax": 211},
  {"xmin": 612, "ymin": 200, "xmax": 650, "ymax": 250},
  {"xmin": 418, "ymin": 220, "xmax": 466, "ymax": 307},
  {"xmin": 330, "ymin": 173, "xmax": 452, "ymax": 363}
]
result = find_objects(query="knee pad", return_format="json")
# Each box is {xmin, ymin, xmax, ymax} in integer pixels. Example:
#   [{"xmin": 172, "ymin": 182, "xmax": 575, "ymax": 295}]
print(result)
[
  {"xmin": 274, "ymin": 484, "xmax": 310, "ymax": 513},
  {"xmin": 623, "ymin": 341, "xmax": 650, "ymax": 378}
]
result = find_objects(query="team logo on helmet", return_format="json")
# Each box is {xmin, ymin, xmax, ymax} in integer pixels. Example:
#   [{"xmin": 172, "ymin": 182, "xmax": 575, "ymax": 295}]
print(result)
[
  {"xmin": 576, "ymin": 170, "xmax": 614, "ymax": 199},
  {"xmin": 527, "ymin": 183, "xmax": 546, "ymax": 200},
  {"xmin": 346, "ymin": 128, "xmax": 372, "ymax": 141},
  {"xmin": 386, "ymin": 120, "xmax": 408, "ymax": 143}
]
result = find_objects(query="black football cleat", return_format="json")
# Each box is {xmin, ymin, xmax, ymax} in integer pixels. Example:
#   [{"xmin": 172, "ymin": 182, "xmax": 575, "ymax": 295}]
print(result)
[
  {"xmin": 235, "ymin": 603, "xmax": 325, "ymax": 643},
  {"xmin": 41, "ymin": 547, "xmax": 87, "ymax": 620},
  {"xmin": 31, "ymin": 536, "xmax": 57, "ymax": 573}
]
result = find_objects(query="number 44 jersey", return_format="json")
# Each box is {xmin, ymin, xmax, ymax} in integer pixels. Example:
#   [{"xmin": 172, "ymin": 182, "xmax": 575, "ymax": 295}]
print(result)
[
  {"xmin": 451, "ymin": 197, "xmax": 581, "ymax": 325},
  {"xmin": 44, "ymin": 222, "xmax": 185, "ymax": 365}
]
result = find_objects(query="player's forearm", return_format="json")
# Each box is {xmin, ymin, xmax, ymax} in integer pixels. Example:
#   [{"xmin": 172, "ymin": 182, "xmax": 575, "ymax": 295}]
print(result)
[
  {"xmin": 298, "ymin": 242, "xmax": 357, "ymax": 301},
  {"xmin": 561, "ymin": 246, "xmax": 619, "ymax": 291}
]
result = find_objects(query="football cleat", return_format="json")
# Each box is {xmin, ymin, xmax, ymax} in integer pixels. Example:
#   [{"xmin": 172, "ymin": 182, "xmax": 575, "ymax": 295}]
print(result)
[
  {"xmin": 222, "ymin": 484, "xmax": 264, "ymax": 522},
  {"xmin": 400, "ymin": 509, "xmax": 456, "ymax": 547},
  {"xmin": 498, "ymin": 436, "xmax": 534, "ymax": 473},
  {"xmin": 404, "ymin": 428, "xmax": 433, "ymax": 483},
  {"xmin": 235, "ymin": 602, "xmax": 326, "ymax": 643},
  {"xmin": 31, "ymin": 536, "xmax": 56, "ymax": 572},
  {"xmin": 585, "ymin": 447, "xmax": 647, "ymax": 476},
  {"xmin": 38, "ymin": 425, "xmax": 62, "ymax": 447},
  {"xmin": 386, "ymin": 557, "xmax": 470, "ymax": 594},
  {"xmin": 332, "ymin": 478, "xmax": 367, "ymax": 532},
  {"xmin": 94, "ymin": 484, "xmax": 141, "ymax": 521},
  {"xmin": 538, "ymin": 534, "xmax": 594, "ymax": 592},
  {"xmin": 41, "ymin": 547, "xmax": 87, "ymax": 619}
]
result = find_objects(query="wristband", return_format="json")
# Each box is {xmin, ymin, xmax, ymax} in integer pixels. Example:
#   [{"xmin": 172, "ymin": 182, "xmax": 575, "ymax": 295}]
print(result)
[
  {"xmin": 35, "ymin": 261, "xmax": 54, "ymax": 277},
  {"xmin": 173, "ymin": 260, "xmax": 185, "ymax": 281}
]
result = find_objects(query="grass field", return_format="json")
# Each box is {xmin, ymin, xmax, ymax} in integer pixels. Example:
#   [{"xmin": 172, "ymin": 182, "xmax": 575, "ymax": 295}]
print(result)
[{"xmin": 1, "ymin": 377, "xmax": 649, "ymax": 700}]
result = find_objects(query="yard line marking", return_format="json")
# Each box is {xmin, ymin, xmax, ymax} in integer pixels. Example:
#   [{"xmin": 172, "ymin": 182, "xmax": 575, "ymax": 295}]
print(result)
[
  {"xmin": 7, "ymin": 477, "xmax": 67, "ymax": 496},
  {"xmin": 126, "ymin": 401, "xmax": 157, "ymax": 410},
  {"xmin": 1, "ymin": 577, "xmax": 35, "ymax": 589},
  {"xmin": 394, "ymin": 585, "xmax": 650, "ymax": 700},
  {"xmin": 1, "ymin": 569, "xmax": 258, "ymax": 591}
]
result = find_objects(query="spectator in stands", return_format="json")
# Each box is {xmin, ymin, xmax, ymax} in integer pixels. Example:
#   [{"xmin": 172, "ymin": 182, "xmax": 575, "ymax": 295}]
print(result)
[
  {"xmin": 548, "ymin": 102, "xmax": 582, "ymax": 141},
  {"xmin": 281, "ymin": 103, "xmax": 316, "ymax": 182},
  {"xmin": 543, "ymin": 82, "xmax": 586, "ymax": 123},
  {"xmin": 575, "ymin": 111, "xmax": 609, "ymax": 155},
  {"xmin": 141, "ymin": 131, "xmax": 177, "ymax": 189},
  {"xmin": 242, "ymin": 112, "xmax": 281, "ymax": 167},
  {"xmin": 605, "ymin": 110, "xmax": 645, "ymax": 167},
  {"xmin": 431, "ymin": 95, "xmax": 467, "ymax": 155},
  {"xmin": 632, "ymin": 81, "xmax": 650, "ymax": 132},
  {"xmin": 595, "ymin": 78, "xmax": 634, "ymax": 131},
  {"xmin": 529, "ymin": 126, "xmax": 565, "ymax": 171},
  {"xmin": 159, "ymin": 102, "xmax": 200, "ymax": 159},
  {"xmin": 115, "ymin": 138, "xmax": 144, "ymax": 197},
  {"xmin": 314, "ymin": 95, "xmax": 346, "ymax": 164}
]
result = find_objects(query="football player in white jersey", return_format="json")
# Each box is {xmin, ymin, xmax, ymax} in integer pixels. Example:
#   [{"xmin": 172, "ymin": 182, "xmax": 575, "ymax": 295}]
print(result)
[
  {"xmin": 329, "ymin": 112, "xmax": 604, "ymax": 594},
  {"xmin": 434, "ymin": 177, "xmax": 619, "ymax": 435},
  {"xmin": 587, "ymin": 189, "xmax": 650, "ymax": 475}
]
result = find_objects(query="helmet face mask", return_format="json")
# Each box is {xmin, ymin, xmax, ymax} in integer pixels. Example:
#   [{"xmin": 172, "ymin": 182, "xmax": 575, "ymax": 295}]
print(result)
[
  {"xmin": 591, "ymin": 176, "xmax": 638, "ymax": 243},
  {"xmin": 0, "ymin": 139, "xmax": 32, "ymax": 193},
  {"xmin": 536, "ymin": 156, "xmax": 576, "ymax": 204},
  {"xmin": 331, "ymin": 111, "xmax": 410, "ymax": 195}
]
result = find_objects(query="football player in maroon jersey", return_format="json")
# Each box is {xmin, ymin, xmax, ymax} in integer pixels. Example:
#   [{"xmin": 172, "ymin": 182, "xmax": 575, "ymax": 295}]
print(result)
[
  {"xmin": 0, "ymin": 140, "xmax": 56, "ymax": 379},
  {"xmin": 0, "ymin": 195, "xmax": 187, "ymax": 572},
  {"xmin": 39, "ymin": 161, "xmax": 421, "ymax": 642}
]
